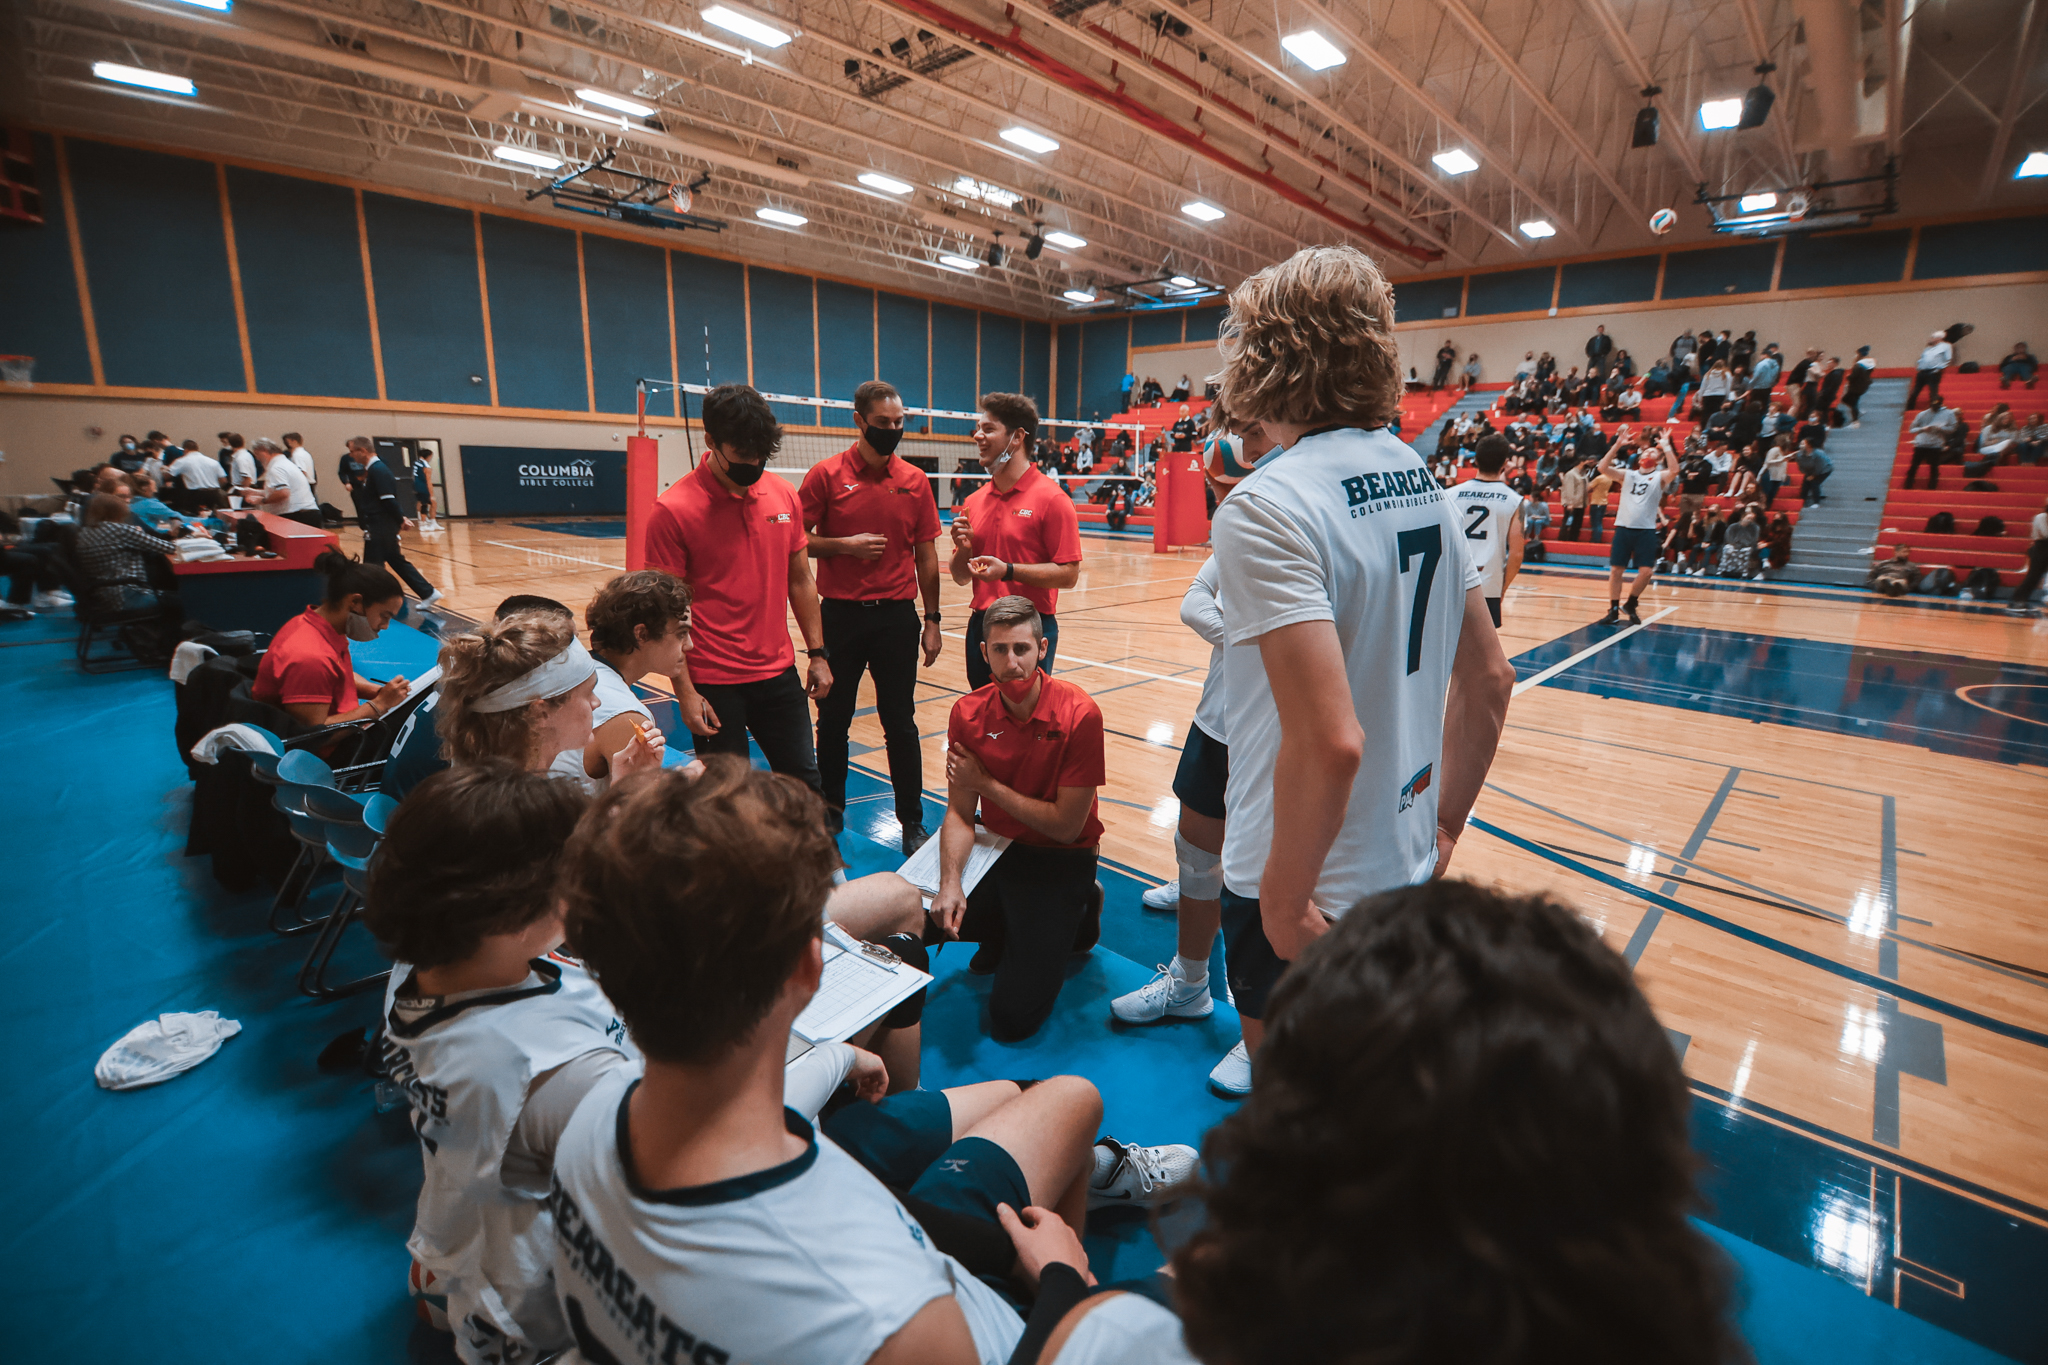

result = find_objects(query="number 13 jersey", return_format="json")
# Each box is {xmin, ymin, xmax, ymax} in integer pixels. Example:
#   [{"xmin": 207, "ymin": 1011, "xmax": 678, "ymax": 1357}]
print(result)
[
  {"xmin": 1449, "ymin": 479, "xmax": 1523, "ymax": 598},
  {"xmin": 1212, "ymin": 426, "xmax": 1480, "ymax": 914}
]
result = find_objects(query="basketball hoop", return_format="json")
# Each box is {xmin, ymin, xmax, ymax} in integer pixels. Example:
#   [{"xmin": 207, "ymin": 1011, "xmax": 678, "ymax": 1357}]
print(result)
[{"xmin": 0, "ymin": 354, "xmax": 33, "ymax": 387}]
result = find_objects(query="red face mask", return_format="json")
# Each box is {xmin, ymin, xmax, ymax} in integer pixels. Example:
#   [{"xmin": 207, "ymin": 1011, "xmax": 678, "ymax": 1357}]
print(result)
[{"xmin": 994, "ymin": 666, "xmax": 1040, "ymax": 702}]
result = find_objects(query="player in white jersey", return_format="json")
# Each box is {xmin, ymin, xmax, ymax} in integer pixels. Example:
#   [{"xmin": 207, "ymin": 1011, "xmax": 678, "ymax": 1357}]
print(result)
[
  {"xmin": 1206, "ymin": 245, "xmax": 1515, "ymax": 1067},
  {"xmin": 1596, "ymin": 428, "xmax": 1679, "ymax": 625},
  {"xmin": 550, "ymin": 760, "xmax": 1197, "ymax": 1365},
  {"xmin": 1122, "ymin": 423, "xmax": 1276, "ymax": 1097},
  {"xmin": 1448, "ymin": 434, "xmax": 1527, "ymax": 628}
]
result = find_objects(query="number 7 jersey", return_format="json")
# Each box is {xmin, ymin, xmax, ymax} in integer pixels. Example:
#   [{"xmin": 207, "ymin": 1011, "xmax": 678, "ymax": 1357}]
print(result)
[
  {"xmin": 1450, "ymin": 478, "xmax": 1524, "ymax": 598},
  {"xmin": 1211, "ymin": 426, "xmax": 1481, "ymax": 913}
]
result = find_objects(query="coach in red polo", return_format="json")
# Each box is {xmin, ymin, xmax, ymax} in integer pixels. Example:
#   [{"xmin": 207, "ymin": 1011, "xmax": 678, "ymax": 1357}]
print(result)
[
  {"xmin": 929, "ymin": 594, "xmax": 1105, "ymax": 1041},
  {"xmin": 799, "ymin": 379, "xmax": 943, "ymax": 852},
  {"xmin": 948, "ymin": 391, "xmax": 1083, "ymax": 691},
  {"xmin": 645, "ymin": 382, "xmax": 830, "ymax": 791}
]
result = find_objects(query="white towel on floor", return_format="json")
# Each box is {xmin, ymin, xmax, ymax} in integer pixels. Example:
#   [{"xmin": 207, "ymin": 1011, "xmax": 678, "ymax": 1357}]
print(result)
[
  {"xmin": 95, "ymin": 1011, "xmax": 242, "ymax": 1090},
  {"xmin": 189, "ymin": 723, "xmax": 280, "ymax": 765},
  {"xmin": 168, "ymin": 641, "xmax": 216, "ymax": 685}
]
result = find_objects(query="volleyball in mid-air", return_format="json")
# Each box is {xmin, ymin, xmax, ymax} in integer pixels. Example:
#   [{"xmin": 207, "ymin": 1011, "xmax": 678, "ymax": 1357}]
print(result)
[
  {"xmin": 1648, "ymin": 208, "xmax": 1678, "ymax": 235},
  {"xmin": 1203, "ymin": 432, "xmax": 1261, "ymax": 485}
]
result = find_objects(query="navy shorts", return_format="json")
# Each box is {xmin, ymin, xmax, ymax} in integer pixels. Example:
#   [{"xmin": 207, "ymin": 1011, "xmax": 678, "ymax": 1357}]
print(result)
[
  {"xmin": 1171, "ymin": 722, "xmax": 1230, "ymax": 821},
  {"xmin": 906, "ymin": 1136, "xmax": 1032, "ymax": 1225},
  {"xmin": 1609, "ymin": 525, "xmax": 1660, "ymax": 571},
  {"xmin": 821, "ymin": 1088, "xmax": 955, "ymax": 1189},
  {"xmin": 1219, "ymin": 888, "xmax": 1289, "ymax": 1022}
]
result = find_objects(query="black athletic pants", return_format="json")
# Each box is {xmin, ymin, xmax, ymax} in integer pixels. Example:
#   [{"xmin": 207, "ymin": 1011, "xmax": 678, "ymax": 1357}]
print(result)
[
  {"xmin": 363, "ymin": 527, "xmax": 434, "ymax": 599},
  {"xmin": 964, "ymin": 609, "xmax": 1060, "ymax": 692},
  {"xmin": 939, "ymin": 842, "xmax": 1099, "ymax": 1041},
  {"xmin": 1905, "ymin": 447, "xmax": 1943, "ymax": 490},
  {"xmin": 815, "ymin": 598, "xmax": 925, "ymax": 830},
  {"xmin": 1907, "ymin": 369, "xmax": 1944, "ymax": 409},
  {"xmin": 690, "ymin": 666, "xmax": 822, "ymax": 794}
]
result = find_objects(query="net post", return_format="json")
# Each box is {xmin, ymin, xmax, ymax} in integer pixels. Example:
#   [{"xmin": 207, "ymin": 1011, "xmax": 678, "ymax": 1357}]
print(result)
[
  {"xmin": 626, "ymin": 433, "xmax": 659, "ymax": 571},
  {"xmin": 1154, "ymin": 444, "xmax": 1209, "ymax": 552}
]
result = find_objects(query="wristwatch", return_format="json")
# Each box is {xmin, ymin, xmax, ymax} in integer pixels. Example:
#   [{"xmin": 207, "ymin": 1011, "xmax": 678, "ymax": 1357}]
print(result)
[
  {"xmin": 805, "ymin": 647, "xmax": 831, "ymax": 660},
  {"xmin": 924, "ymin": 611, "xmax": 943, "ymax": 623},
  {"xmin": 1002, "ymin": 561, "xmax": 1017, "ymax": 582}
]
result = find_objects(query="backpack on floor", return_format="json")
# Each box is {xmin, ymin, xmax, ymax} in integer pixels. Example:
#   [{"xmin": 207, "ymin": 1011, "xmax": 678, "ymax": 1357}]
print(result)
[
  {"xmin": 1974, "ymin": 516, "xmax": 2006, "ymax": 536},
  {"xmin": 1926, "ymin": 566, "xmax": 1959, "ymax": 596},
  {"xmin": 1959, "ymin": 360, "xmax": 1981, "ymax": 374},
  {"xmin": 1964, "ymin": 565, "xmax": 2002, "ymax": 597},
  {"xmin": 1925, "ymin": 511, "xmax": 1956, "ymax": 533},
  {"xmin": 1965, "ymin": 480, "xmax": 1999, "ymax": 492}
]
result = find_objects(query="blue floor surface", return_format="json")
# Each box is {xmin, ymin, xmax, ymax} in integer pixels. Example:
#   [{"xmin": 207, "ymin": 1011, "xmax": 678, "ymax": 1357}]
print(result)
[{"xmin": 0, "ymin": 608, "xmax": 2028, "ymax": 1362}]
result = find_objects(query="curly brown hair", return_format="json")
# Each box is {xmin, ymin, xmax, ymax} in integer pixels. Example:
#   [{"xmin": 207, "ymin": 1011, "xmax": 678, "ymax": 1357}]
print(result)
[
  {"xmin": 558, "ymin": 758, "xmax": 837, "ymax": 1065},
  {"xmin": 1214, "ymin": 245, "xmax": 1402, "ymax": 430},
  {"xmin": 585, "ymin": 570, "xmax": 692, "ymax": 657},
  {"xmin": 1177, "ymin": 880, "xmax": 1746, "ymax": 1365},
  {"xmin": 435, "ymin": 609, "xmax": 579, "ymax": 767},
  {"xmin": 362, "ymin": 762, "xmax": 590, "ymax": 968}
]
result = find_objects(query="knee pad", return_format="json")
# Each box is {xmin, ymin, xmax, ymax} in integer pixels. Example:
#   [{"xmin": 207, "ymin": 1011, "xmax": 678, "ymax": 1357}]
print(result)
[
  {"xmin": 1175, "ymin": 830, "xmax": 1224, "ymax": 901},
  {"xmin": 878, "ymin": 933, "xmax": 928, "ymax": 1029}
]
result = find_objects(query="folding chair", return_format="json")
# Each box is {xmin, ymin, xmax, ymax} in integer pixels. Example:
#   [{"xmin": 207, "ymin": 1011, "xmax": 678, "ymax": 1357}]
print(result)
[{"xmin": 296, "ymin": 810, "xmax": 388, "ymax": 1000}]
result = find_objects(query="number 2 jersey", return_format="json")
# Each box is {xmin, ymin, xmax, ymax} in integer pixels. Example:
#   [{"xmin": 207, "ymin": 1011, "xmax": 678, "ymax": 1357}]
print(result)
[
  {"xmin": 1449, "ymin": 479, "xmax": 1523, "ymax": 598},
  {"xmin": 1211, "ymin": 426, "xmax": 1480, "ymax": 913}
]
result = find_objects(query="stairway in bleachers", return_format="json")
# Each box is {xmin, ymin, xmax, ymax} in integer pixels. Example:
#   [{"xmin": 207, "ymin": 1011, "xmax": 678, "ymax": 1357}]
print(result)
[{"xmin": 1767, "ymin": 378, "xmax": 1908, "ymax": 588}]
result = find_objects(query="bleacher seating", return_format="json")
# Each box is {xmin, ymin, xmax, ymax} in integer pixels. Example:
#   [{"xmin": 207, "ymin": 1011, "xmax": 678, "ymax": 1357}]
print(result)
[{"xmin": 1872, "ymin": 373, "xmax": 2044, "ymax": 584}]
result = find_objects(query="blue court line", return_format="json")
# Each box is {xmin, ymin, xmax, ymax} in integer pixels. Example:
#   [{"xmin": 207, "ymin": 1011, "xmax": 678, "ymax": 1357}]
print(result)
[
  {"xmin": 1517, "ymin": 562, "xmax": 2027, "ymax": 616},
  {"xmin": 1469, "ymin": 816, "xmax": 2048, "ymax": 1050},
  {"xmin": 1627, "ymin": 765, "xmax": 1740, "ymax": 965}
]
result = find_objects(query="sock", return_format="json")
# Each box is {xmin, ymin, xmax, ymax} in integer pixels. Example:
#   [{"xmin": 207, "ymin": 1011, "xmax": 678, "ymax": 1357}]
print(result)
[
  {"xmin": 1608, "ymin": 598, "xmax": 1621, "ymax": 610},
  {"xmin": 1176, "ymin": 954, "xmax": 1209, "ymax": 988},
  {"xmin": 1626, "ymin": 594, "xmax": 1640, "ymax": 609},
  {"xmin": 1090, "ymin": 1142, "xmax": 1118, "ymax": 1184}
]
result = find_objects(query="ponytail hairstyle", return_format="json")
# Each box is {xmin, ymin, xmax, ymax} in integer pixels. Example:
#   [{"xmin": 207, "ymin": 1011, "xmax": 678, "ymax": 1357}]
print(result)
[
  {"xmin": 435, "ymin": 609, "xmax": 579, "ymax": 767},
  {"xmin": 312, "ymin": 548, "xmax": 401, "ymax": 610}
]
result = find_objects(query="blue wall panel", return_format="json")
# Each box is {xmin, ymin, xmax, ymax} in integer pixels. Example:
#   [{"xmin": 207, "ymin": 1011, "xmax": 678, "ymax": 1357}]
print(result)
[
  {"xmin": 0, "ymin": 135, "xmax": 94, "ymax": 384},
  {"xmin": 1130, "ymin": 311, "xmax": 1184, "ymax": 349},
  {"xmin": 67, "ymin": 140, "xmax": 242, "ymax": 391},
  {"xmin": 1661, "ymin": 243, "xmax": 1778, "ymax": 300},
  {"xmin": 670, "ymin": 250, "xmax": 748, "ymax": 407},
  {"xmin": 1465, "ymin": 266, "xmax": 1555, "ymax": 317},
  {"xmin": 1054, "ymin": 324, "xmax": 1081, "ymax": 420},
  {"xmin": 929, "ymin": 303, "xmax": 978, "ymax": 435},
  {"xmin": 1021, "ymin": 320, "xmax": 1051, "ymax": 419},
  {"xmin": 1079, "ymin": 316, "xmax": 1129, "ymax": 421},
  {"xmin": 1558, "ymin": 254, "xmax": 1661, "ymax": 309},
  {"xmin": 481, "ymin": 216, "xmax": 588, "ymax": 413},
  {"xmin": 1779, "ymin": 230, "xmax": 1911, "ymax": 290},
  {"xmin": 748, "ymin": 267, "xmax": 817, "ymax": 426},
  {"xmin": 582, "ymin": 233, "xmax": 669, "ymax": 417},
  {"xmin": 362, "ymin": 193, "xmax": 488, "ymax": 406},
  {"xmin": 1394, "ymin": 276, "xmax": 1464, "ymax": 323},
  {"xmin": 1912, "ymin": 216, "xmax": 2048, "ymax": 279},
  {"xmin": 979, "ymin": 312, "xmax": 1022, "ymax": 398},
  {"xmin": 1185, "ymin": 304, "xmax": 1227, "ymax": 347},
  {"xmin": 876, "ymin": 291, "xmax": 928, "ymax": 421},
  {"xmin": 816, "ymin": 280, "xmax": 874, "ymax": 429},
  {"xmin": 226, "ymin": 166, "xmax": 377, "ymax": 399}
]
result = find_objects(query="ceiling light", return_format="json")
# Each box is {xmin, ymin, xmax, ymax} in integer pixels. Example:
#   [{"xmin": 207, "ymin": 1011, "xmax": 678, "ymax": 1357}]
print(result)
[
  {"xmin": 1181, "ymin": 200, "xmax": 1225, "ymax": 221},
  {"xmin": 493, "ymin": 146, "xmax": 563, "ymax": 169},
  {"xmin": 999, "ymin": 127, "xmax": 1060, "ymax": 155},
  {"xmin": 2015, "ymin": 151, "xmax": 2048, "ymax": 178},
  {"xmin": 173, "ymin": 0, "xmax": 231, "ymax": 10},
  {"xmin": 938, "ymin": 254, "xmax": 983, "ymax": 271},
  {"xmin": 952, "ymin": 176, "xmax": 1021, "ymax": 207},
  {"xmin": 1063, "ymin": 288, "xmax": 1098, "ymax": 303},
  {"xmin": 756, "ymin": 207, "xmax": 807, "ymax": 227},
  {"xmin": 575, "ymin": 88, "xmax": 656, "ymax": 118},
  {"xmin": 858, "ymin": 171, "xmax": 914, "ymax": 194},
  {"xmin": 1044, "ymin": 230, "xmax": 1086, "ymax": 249},
  {"xmin": 1699, "ymin": 98, "xmax": 1742, "ymax": 130},
  {"xmin": 93, "ymin": 62, "xmax": 195, "ymax": 96},
  {"xmin": 1739, "ymin": 192, "xmax": 1778, "ymax": 213},
  {"xmin": 1280, "ymin": 30, "xmax": 1345, "ymax": 71},
  {"xmin": 1432, "ymin": 148, "xmax": 1478, "ymax": 175},
  {"xmin": 1519, "ymin": 220, "xmax": 1556, "ymax": 238},
  {"xmin": 701, "ymin": 5, "xmax": 791, "ymax": 47},
  {"xmin": 1168, "ymin": 275, "xmax": 1197, "ymax": 287}
]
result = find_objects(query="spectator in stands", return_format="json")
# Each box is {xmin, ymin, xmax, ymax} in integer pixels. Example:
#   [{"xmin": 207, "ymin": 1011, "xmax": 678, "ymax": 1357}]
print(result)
[
  {"xmin": 1843, "ymin": 345, "xmax": 1875, "ymax": 427},
  {"xmin": 1432, "ymin": 339, "xmax": 1458, "ymax": 389},
  {"xmin": 253, "ymin": 438, "xmax": 322, "ymax": 528},
  {"xmin": 1585, "ymin": 460, "xmax": 1614, "ymax": 544},
  {"xmin": 1696, "ymin": 360, "xmax": 1733, "ymax": 419},
  {"xmin": 1461, "ymin": 352, "xmax": 1482, "ymax": 391},
  {"xmin": 1643, "ymin": 355, "xmax": 1672, "ymax": 398},
  {"xmin": 2000, "ymin": 342, "xmax": 2038, "ymax": 390},
  {"xmin": 1796, "ymin": 439, "xmax": 1834, "ymax": 506},
  {"xmin": 2016, "ymin": 413, "xmax": 2046, "ymax": 465},
  {"xmin": 2013, "ymin": 499, "xmax": 2048, "ymax": 613},
  {"xmin": 74, "ymin": 491, "xmax": 191, "ymax": 642},
  {"xmin": 250, "ymin": 549, "xmax": 411, "ymax": 728},
  {"xmin": 224, "ymin": 434, "xmax": 258, "ymax": 495},
  {"xmin": 1764, "ymin": 398, "xmax": 1795, "ymax": 441},
  {"xmin": 1817, "ymin": 357, "xmax": 1848, "ymax": 426},
  {"xmin": 1748, "ymin": 343, "xmax": 1781, "ymax": 397},
  {"xmin": 1676, "ymin": 446, "xmax": 1712, "ymax": 524},
  {"xmin": 1559, "ymin": 459, "xmax": 1590, "ymax": 540},
  {"xmin": 1121, "ymin": 369, "xmax": 1135, "ymax": 407},
  {"xmin": 166, "ymin": 440, "xmax": 226, "ymax": 512},
  {"xmin": 1687, "ymin": 506, "xmax": 1727, "ymax": 575},
  {"xmin": 0, "ymin": 510, "xmax": 67, "ymax": 615},
  {"xmin": 1672, "ymin": 327, "xmax": 1697, "ymax": 376},
  {"xmin": 1585, "ymin": 324, "xmax": 1614, "ymax": 379},
  {"xmin": 1722, "ymin": 506, "xmax": 1764, "ymax": 579},
  {"xmin": 1908, "ymin": 330, "xmax": 1954, "ymax": 409},
  {"xmin": 1521, "ymin": 489, "xmax": 1552, "ymax": 547},
  {"xmin": 1706, "ymin": 328, "xmax": 1733, "ymax": 367},
  {"xmin": 1169, "ymin": 403, "xmax": 1201, "ymax": 453},
  {"xmin": 1869, "ymin": 545, "xmax": 1922, "ymax": 597},
  {"xmin": 1906, "ymin": 396, "xmax": 1958, "ymax": 489},
  {"xmin": 1536, "ymin": 351, "xmax": 1556, "ymax": 380},
  {"xmin": 1515, "ymin": 351, "xmax": 1537, "ymax": 380},
  {"xmin": 1724, "ymin": 446, "xmax": 1760, "ymax": 505},
  {"xmin": 1171, "ymin": 374, "xmax": 1192, "ymax": 401},
  {"xmin": 1973, "ymin": 405, "xmax": 2020, "ymax": 470},
  {"xmin": 1731, "ymin": 330, "xmax": 1757, "ymax": 377},
  {"xmin": 1140, "ymin": 375, "xmax": 1164, "ymax": 405},
  {"xmin": 1762, "ymin": 510, "xmax": 1793, "ymax": 573},
  {"xmin": 127, "ymin": 472, "xmax": 183, "ymax": 535}
]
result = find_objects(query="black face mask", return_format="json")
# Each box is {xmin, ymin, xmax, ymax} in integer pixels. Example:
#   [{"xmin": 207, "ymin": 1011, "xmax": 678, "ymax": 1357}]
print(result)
[
  {"xmin": 723, "ymin": 456, "xmax": 767, "ymax": 487},
  {"xmin": 862, "ymin": 425, "xmax": 905, "ymax": 459}
]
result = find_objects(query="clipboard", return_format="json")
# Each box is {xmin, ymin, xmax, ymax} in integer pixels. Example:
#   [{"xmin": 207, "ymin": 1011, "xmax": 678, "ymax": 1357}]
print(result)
[
  {"xmin": 896, "ymin": 827, "xmax": 1011, "ymax": 908},
  {"xmin": 789, "ymin": 922, "xmax": 934, "ymax": 1045}
]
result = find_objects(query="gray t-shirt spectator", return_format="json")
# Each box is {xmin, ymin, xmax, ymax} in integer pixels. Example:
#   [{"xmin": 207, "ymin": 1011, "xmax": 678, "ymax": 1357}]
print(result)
[{"xmin": 1911, "ymin": 406, "xmax": 1958, "ymax": 449}]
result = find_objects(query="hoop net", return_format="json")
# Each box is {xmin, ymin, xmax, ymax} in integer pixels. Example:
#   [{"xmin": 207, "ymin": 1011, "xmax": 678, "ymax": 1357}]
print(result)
[{"xmin": 0, "ymin": 355, "xmax": 33, "ymax": 387}]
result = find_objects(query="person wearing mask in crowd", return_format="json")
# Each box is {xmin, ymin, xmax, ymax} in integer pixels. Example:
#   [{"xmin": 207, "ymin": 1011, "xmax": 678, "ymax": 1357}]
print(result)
[
  {"xmin": 1724, "ymin": 445, "xmax": 1760, "ymax": 505},
  {"xmin": 1796, "ymin": 438, "xmax": 1834, "ymax": 506},
  {"xmin": 347, "ymin": 436, "xmax": 442, "ymax": 607},
  {"xmin": 1675, "ymin": 443, "xmax": 1713, "ymax": 526},
  {"xmin": 1204, "ymin": 245, "xmax": 1515, "ymax": 1087},
  {"xmin": 252, "ymin": 437, "xmax": 322, "ymax": 528},
  {"xmin": 251, "ymin": 550, "xmax": 411, "ymax": 729},
  {"xmin": 109, "ymin": 434, "xmax": 141, "ymax": 472},
  {"xmin": 950, "ymin": 392, "xmax": 1083, "ymax": 692},
  {"xmin": 2001, "ymin": 341, "xmax": 2039, "ymax": 390},
  {"xmin": 1908, "ymin": 330, "xmax": 1954, "ymax": 409},
  {"xmin": 800, "ymin": 379, "xmax": 944, "ymax": 852},
  {"xmin": 1585, "ymin": 324, "xmax": 1614, "ymax": 380},
  {"xmin": 1906, "ymin": 395, "xmax": 1958, "ymax": 489},
  {"xmin": 645, "ymin": 383, "xmax": 830, "ymax": 794}
]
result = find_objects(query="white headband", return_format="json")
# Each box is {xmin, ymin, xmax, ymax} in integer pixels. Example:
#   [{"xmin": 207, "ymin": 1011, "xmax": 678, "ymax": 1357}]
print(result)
[{"xmin": 469, "ymin": 639, "xmax": 598, "ymax": 713}]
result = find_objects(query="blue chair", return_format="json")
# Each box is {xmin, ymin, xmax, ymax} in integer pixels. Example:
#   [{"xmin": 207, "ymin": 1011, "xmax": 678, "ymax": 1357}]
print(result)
[
  {"xmin": 362, "ymin": 792, "xmax": 399, "ymax": 838},
  {"xmin": 267, "ymin": 780, "xmax": 333, "ymax": 933},
  {"xmin": 277, "ymin": 750, "xmax": 337, "ymax": 788},
  {"xmin": 297, "ymin": 823, "xmax": 389, "ymax": 1001}
]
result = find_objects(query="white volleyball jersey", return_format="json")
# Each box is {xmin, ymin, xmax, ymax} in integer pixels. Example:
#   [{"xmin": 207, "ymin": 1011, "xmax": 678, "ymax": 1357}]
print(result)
[
  {"xmin": 548, "ymin": 656, "xmax": 656, "ymax": 790},
  {"xmin": 1048, "ymin": 1291, "xmax": 1197, "ymax": 1365},
  {"xmin": 1449, "ymin": 479, "xmax": 1522, "ymax": 598},
  {"xmin": 383, "ymin": 953, "xmax": 637, "ymax": 1363},
  {"xmin": 1211, "ymin": 426, "xmax": 1479, "ymax": 912},
  {"xmin": 549, "ymin": 1071, "xmax": 1024, "ymax": 1365},
  {"xmin": 1182, "ymin": 556, "xmax": 1229, "ymax": 743},
  {"xmin": 1615, "ymin": 466, "xmax": 1671, "ymax": 530}
]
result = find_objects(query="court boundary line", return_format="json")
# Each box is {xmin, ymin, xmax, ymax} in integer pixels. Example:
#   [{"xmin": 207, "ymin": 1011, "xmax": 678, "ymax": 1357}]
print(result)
[
  {"xmin": 1517, "ymin": 561, "xmax": 2032, "ymax": 616},
  {"xmin": 1512, "ymin": 606, "xmax": 1677, "ymax": 696},
  {"xmin": 480, "ymin": 539, "xmax": 627, "ymax": 571},
  {"xmin": 1470, "ymin": 816, "xmax": 2048, "ymax": 1049}
]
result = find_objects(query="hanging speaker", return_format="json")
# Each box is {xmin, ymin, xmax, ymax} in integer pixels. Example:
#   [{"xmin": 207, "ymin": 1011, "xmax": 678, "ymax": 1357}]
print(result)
[
  {"xmin": 1739, "ymin": 81, "xmax": 1776, "ymax": 129},
  {"xmin": 1631, "ymin": 105, "xmax": 1661, "ymax": 149}
]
